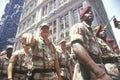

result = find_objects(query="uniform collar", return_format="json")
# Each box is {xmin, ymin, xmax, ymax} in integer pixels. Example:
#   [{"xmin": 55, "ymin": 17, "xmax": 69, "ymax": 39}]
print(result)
[{"xmin": 82, "ymin": 21, "xmax": 91, "ymax": 28}]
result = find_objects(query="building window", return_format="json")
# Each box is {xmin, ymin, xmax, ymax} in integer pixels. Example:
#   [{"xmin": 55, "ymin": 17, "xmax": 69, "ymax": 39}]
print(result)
[
  {"xmin": 51, "ymin": 1, "xmax": 54, "ymax": 10},
  {"xmin": 47, "ymin": 4, "xmax": 49, "ymax": 14},
  {"xmin": 66, "ymin": 31, "xmax": 69, "ymax": 37},
  {"xmin": 60, "ymin": 16, "xmax": 64, "ymax": 30},
  {"xmin": 73, "ymin": 9, "xmax": 79, "ymax": 24},
  {"xmin": 59, "ymin": 0, "xmax": 64, "ymax": 5},
  {"xmin": 78, "ymin": 6, "xmax": 83, "ymax": 13},
  {"xmin": 60, "ymin": 33, "xmax": 64, "ymax": 38},
  {"xmin": 30, "ymin": 3, "xmax": 33, "ymax": 12},
  {"xmin": 53, "ymin": 20, "xmax": 56, "ymax": 27},
  {"xmin": 59, "ymin": 0, "xmax": 67, "ymax": 5},
  {"xmin": 52, "ymin": 20, "xmax": 56, "ymax": 33},
  {"xmin": 43, "ymin": 6, "xmax": 47, "ymax": 16},
  {"xmin": 50, "ymin": 29, "xmax": 52, "ymax": 34},
  {"xmin": 49, "ymin": 22, "xmax": 52, "ymax": 34},
  {"xmin": 53, "ymin": 0, "xmax": 56, "ymax": 9},
  {"xmin": 53, "ymin": 27, "xmax": 56, "ymax": 33},
  {"xmin": 32, "ymin": 14, "xmax": 36, "ymax": 23},
  {"xmin": 65, "ymin": 13, "xmax": 69, "ymax": 28},
  {"xmin": 26, "ymin": 8, "xmax": 28, "ymax": 14},
  {"xmin": 27, "ymin": 18, "xmax": 31, "ymax": 27},
  {"xmin": 23, "ymin": 22, "xmax": 26, "ymax": 30},
  {"xmin": 49, "ymin": 1, "xmax": 52, "ymax": 12},
  {"xmin": 53, "ymin": 37, "xmax": 56, "ymax": 42}
]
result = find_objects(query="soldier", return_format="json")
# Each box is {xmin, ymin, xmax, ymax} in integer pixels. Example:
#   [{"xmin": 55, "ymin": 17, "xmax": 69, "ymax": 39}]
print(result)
[
  {"xmin": 69, "ymin": 6, "xmax": 112, "ymax": 80},
  {"xmin": 7, "ymin": 35, "xmax": 33, "ymax": 80},
  {"xmin": 95, "ymin": 25, "xmax": 107, "ymax": 41},
  {"xmin": 0, "ymin": 45, "xmax": 13, "ymax": 80},
  {"xmin": 94, "ymin": 25, "xmax": 120, "ymax": 80},
  {"xmin": 6, "ymin": 45, "xmax": 13, "ymax": 59},
  {"xmin": 94, "ymin": 25, "xmax": 115, "ymax": 58},
  {"xmin": 0, "ymin": 45, "xmax": 13, "ymax": 59},
  {"xmin": 56, "ymin": 39, "xmax": 72, "ymax": 80},
  {"xmin": 14, "ymin": 22, "xmax": 62, "ymax": 80},
  {"xmin": 105, "ymin": 45, "xmax": 120, "ymax": 80}
]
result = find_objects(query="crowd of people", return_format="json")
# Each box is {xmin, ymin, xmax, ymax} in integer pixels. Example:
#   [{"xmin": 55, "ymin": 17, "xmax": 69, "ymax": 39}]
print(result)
[{"xmin": 0, "ymin": 6, "xmax": 120, "ymax": 80}]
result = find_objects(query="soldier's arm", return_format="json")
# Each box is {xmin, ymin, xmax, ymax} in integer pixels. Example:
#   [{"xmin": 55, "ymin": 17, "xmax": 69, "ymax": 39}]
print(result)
[
  {"xmin": 54, "ymin": 59, "xmax": 62, "ymax": 80},
  {"xmin": 72, "ymin": 42, "xmax": 112, "ymax": 80},
  {"xmin": 68, "ymin": 62, "xmax": 73, "ymax": 80},
  {"xmin": 22, "ymin": 33, "xmax": 36, "ymax": 46},
  {"xmin": 7, "ymin": 55, "xmax": 17, "ymax": 80}
]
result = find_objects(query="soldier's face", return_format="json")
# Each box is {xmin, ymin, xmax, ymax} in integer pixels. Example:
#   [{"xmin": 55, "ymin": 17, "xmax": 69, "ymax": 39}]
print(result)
[
  {"xmin": 83, "ymin": 10, "xmax": 94, "ymax": 21},
  {"xmin": 6, "ymin": 48, "xmax": 13, "ymax": 54},
  {"xmin": 99, "ymin": 30, "xmax": 106, "ymax": 38},
  {"xmin": 60, "ymin": 42, "xmax": 66, "ymax": 50},
  {"xmin": 40, "ymin": 27, "xmax": 49, "ymax": 38}
]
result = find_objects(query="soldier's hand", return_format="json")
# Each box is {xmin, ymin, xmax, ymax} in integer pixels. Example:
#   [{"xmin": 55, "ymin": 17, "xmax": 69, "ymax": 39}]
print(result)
[
  {"xmin": 97, "ymin": 73, "xmax": 112, "ymax": 80},
  {"xmin": 22, "ymin": 33, "xmax": 35, "ymax": 45}
]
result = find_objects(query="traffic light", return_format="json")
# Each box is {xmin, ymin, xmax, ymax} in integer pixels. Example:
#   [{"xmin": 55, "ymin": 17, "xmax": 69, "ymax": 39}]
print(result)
[{"xmin": 113, "ymin": 17, "xmax": 120, "ymax": 29}]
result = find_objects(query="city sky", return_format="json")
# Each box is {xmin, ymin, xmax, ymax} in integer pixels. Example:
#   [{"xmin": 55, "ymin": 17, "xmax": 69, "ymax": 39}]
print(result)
[
  {"xmin": 0, "ymin": 0, "xmax": 9, "ymax": 19},
  {"xmin": 102, "ymin": 0, "xmax": 120, "ymax": 26}
]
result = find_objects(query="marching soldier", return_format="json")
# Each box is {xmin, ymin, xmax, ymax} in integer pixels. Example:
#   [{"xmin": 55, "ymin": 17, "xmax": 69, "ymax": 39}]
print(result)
[
  {"xmin": 7, "ymin": 35, "xmax": 33, "ymax": 80},
  {"xmin": 94, "ymin": 25, "xmax": 115, "ymax": 58},
  {"xmin": 69, "ymin": 6, "xmax": 112, "ymax": 80},
  {"xmin": 105, "ymin": 44, "xmax": 120, "ymax": 80},
  {"xmin": 93, "ymin": 21, "xmax": 120, "ymax": 80},
  {"xmin": 0, "ymin": 45, "xmax": 13, "ymax": 80},
  {"xmin": 13, "ymin": 22, "xmax": 62, "ymax": 80},
  {"xmin": 56, "ymin": 39, "xmax": 72, "ymax": 80}
]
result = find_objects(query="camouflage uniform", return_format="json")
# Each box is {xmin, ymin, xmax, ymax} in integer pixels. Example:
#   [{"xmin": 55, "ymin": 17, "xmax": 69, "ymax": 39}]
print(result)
[
  {"xmin": 97, "ymin": 37, "xmax": 114, "ymax": 57},
  {"xmin": 97, "ymin": 38, "xmax": 120, "ymax": 80},
  {"xmin": 9, "ymin": 49, "xmax": 33, "ymax": 80},
  {"xmin": 0, "ymin": 53, "xmax": 9, "ymax": 80},
  {"xmin": 70, "ymin": 22, "xmax": 106, "ymax": 80},
  {"xmin": 30, "ymin": 36, "xmax": 58, "ymax": 80},
  {"xmin": 56, "ymin": 46, "xmax": 71, "ymax": 80}
]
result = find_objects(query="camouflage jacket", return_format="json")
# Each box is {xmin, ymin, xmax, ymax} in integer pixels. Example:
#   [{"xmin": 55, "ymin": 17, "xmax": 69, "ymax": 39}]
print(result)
[
  {"xmin": 31, "ymin": 36, "xmax": 57, "ymax": 69},
  {"xmin": 11, "ymin": 49, "xmax": 33, "ymax": 70},
  {"xmin": 70, "ymin": 22, "xmax": 102, "ymax": 58}
]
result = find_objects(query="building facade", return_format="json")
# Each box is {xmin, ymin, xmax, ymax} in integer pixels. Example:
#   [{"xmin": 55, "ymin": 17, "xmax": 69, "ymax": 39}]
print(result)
[
  {"xmin": 14, "ymin": 0, "xmax": 113, "ymax": 51},
  {"xmin": 0, "ymin": 0, "xmax": 24, "ymax": 51}
]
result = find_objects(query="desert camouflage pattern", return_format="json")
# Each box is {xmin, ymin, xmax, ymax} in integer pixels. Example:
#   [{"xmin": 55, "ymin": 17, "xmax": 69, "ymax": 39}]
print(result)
[
  {"xmin": 56, "ymin": 46, "xmax": 71, "ymax": 79},
  {"xmin": 30, "ymin": 36, "xmax": 58, "ymax": 80},
  {"xmin": 70, "ymin": 22, "xmax": 102, "ymax": 56}
]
